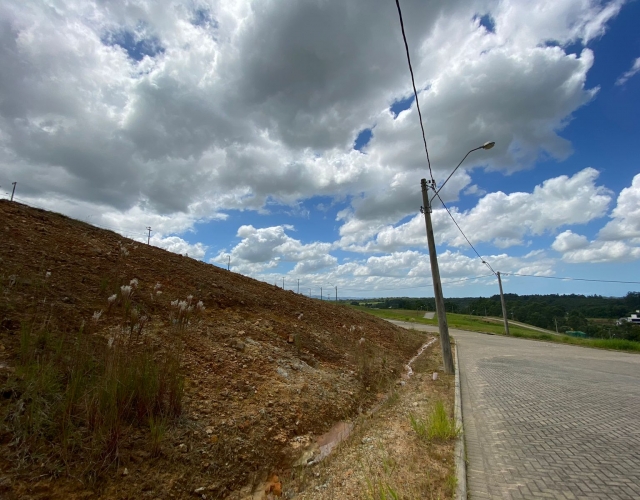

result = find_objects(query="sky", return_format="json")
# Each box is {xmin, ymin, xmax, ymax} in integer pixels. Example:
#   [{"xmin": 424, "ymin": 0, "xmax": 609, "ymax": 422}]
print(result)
[{"xmin": 1, "ymin": 0, "xmax": 639, "ymax": 299}]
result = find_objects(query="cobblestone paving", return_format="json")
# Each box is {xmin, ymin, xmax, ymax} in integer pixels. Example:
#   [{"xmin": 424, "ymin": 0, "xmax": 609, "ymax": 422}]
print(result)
[{"xmin": 455, "ymin": 331, "xmax": 640, "ymax": 500}]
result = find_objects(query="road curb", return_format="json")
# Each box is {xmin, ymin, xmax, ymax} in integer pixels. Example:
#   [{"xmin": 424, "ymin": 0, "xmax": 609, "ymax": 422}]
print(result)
[{"xmin": 454, "ymin": 343, "xmax": 467, "ymax": 500}]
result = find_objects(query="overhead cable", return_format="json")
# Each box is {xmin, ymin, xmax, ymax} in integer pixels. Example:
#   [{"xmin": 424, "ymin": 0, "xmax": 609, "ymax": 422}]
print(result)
[{"xmin": 394, "ymin": 0, "xmax": 435, "ymax": 185}]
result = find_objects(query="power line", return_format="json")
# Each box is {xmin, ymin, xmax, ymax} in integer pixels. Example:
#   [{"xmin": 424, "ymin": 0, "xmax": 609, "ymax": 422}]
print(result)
[
  {"xmin": 504, "ymin": 273, "xmax": 640, "ymax": 285},
  {"xmin": 394, "ymin": 0, "xmax": 434, "ymax": 185},
  {"xmin": 433, "ymin": 191, "xmax": 497, "ymax": 275}
]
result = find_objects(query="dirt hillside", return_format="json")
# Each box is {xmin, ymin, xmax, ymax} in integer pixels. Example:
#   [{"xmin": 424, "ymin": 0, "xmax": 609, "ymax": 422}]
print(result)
[{"xmin": 0, "ymin": 200, "xmax": 428, "ymax": 499}]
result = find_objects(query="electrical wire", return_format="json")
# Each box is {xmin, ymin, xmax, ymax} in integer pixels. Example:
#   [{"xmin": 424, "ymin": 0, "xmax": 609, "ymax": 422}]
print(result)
[
  {"xmin": 503, "ymin": 273, "xmax": 640, "ymax": 285},
  {"xmin": 433, "ymin": 191, "xmax": 497, "ymax": 275},
  {"xmin": 394, "ymin": 0, "xmax": 434, "ymax": 185}
]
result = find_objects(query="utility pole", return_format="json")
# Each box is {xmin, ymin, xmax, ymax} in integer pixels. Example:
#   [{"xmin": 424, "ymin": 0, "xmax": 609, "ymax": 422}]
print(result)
[
  {"xmin": 146, "ymin": 226, "xmax": 152, "ymax": 245},
  {"xmin": 282, "ymin": 277, "xmax": 284, "ymax": 289},
  {"xmin": 420, "ymin": 178, "xmax": 454, "ymax": 374},
  {"xmin": 10, "ymin": 182, "xmax": 16, "ymax": 202},
  {"xmin": 335, "ymin": 285, "xmax": 337, "ymax": 302},
  {"xmin": 554, "ymin": 317, "xmax": 558, "ymax": 334},
  {"xmin": 320, "ymin": 287, "xmax": 323, "ymax": 300},
  {"xmin": 309, "ymin": 288, "xmax": 311, "ymax": 298},
  {"xmin": 496, "ymin": 271, "xmax": 510, "ymax": 335}
]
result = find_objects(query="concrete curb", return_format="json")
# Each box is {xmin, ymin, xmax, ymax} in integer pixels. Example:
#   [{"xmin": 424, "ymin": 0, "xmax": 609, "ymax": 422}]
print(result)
[{"xmin": 454, "ymin": 343, "xmax": 467, "ymax": 500}]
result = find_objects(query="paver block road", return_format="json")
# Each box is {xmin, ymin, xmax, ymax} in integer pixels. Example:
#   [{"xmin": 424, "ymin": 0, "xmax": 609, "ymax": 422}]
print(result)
[{"xmin": 455, "ymin": 331, "xmax": 640, "ymax": 500}]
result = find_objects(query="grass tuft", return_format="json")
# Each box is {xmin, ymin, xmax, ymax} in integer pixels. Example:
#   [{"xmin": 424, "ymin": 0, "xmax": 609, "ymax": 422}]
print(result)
[{"xmin": 410, "ymin": 400, "xmax": 459, "ymax": 441}]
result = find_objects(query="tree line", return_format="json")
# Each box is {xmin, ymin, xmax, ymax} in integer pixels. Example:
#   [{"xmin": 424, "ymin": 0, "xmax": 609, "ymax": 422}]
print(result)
[{"xmin": 352, "ymin": 292, "xmax": 640, "ymax": 341}]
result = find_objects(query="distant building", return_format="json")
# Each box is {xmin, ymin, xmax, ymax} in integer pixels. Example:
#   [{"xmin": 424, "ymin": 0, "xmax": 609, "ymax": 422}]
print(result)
[{"xmin": 617, "ymin": 310, "xmax": 640, "ymax": 326}]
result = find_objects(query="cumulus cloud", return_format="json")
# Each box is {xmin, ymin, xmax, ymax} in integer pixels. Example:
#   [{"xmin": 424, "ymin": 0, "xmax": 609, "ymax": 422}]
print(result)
[
  {"xmin": 0, "ymin": 0, "xmax": 618, "ymax": 224},
  {"xmin": 550, "ymin": 175, "xmax": 640, "ymax": 264},
  {"xmin": 552, "ymin": 230, "xmax": 589, "ymax": 252},
  {"xmin": 213, "ymin": 225, "xmax": 335, "ymax": 275},
  {"xmin": 598, "ymin": 174, "xmax": 640, "ymax": 241},
  {"xmin": 340, "ymin": 168, "xmax": 611, "ymax": 253},
  {"xmin": 0, "ymin": 0, "xmax": 628, "ymax": 289},
  {"xmin": 615, "ymin": 56, "xmax": 640, "ymax": 86}
]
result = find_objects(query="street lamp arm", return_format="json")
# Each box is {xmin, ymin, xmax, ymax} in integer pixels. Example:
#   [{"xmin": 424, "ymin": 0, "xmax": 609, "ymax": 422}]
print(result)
[
  {"xmin": 431, "ymin": 146, "xmax": 481, "ymax": 202},
  {"xmin": 430, "ymin": 141, "xmax": 495, "ymax": 203}
]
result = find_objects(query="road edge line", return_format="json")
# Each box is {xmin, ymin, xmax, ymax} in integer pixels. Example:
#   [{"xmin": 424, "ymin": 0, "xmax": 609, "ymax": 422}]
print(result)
[{"xmin": 454, "ymin": 342, "xmax": 467, "ymax": 500}]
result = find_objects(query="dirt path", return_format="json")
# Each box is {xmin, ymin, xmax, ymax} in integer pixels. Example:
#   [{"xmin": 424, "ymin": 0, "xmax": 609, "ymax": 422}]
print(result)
[
  {"xmin": 282, "ymin": 338, "xmax": 457, "ymax": 500},
  {"xmin": 482, "ymin": 316, "xmax": 559, "ymax": 335}
]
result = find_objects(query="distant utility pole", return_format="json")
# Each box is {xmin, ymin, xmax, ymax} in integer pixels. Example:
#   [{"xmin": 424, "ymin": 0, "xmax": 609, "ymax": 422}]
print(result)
[
  {"xmin": 298, "ymin": 279, "xmax": 300, "ymax": 294},
  {"xmin": 10, "ymin": 182, "xmax": 16, "ymax": 202},
  {"xmin": 146, "ymin": 226, "xmax": 152, "ymax": 245},
  {"xmin": 320, "ymin": 287, "xmax": 323, "ymax": 301},
  {"xmin": 335, "ymin": 285, "xmax": 337, "ymax": 302},
  {"xmin": 421, "ymin": 178, "xmax": 454, "ymax": 374},
  {"xmin": 496, "ymin": 271, "xmax": 510, "ymax": 335},
  {"xmin": 282, "ymin": 277, "xmax": 285, "ymax": 289}
]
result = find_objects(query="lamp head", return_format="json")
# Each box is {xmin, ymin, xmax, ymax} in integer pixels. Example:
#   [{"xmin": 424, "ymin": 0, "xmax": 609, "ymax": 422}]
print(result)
[{"xmin": 482, "ymin": 141, "xmax": 495, "ymax": 150}]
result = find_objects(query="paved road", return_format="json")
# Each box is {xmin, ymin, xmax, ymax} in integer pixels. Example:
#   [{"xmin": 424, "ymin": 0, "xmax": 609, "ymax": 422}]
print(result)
[
  {"xmin": 387, "ymin": 321, "xmax": 640, "ymax": 499},
  {"xmin": 456, "ymin": 330, "xmax": 640, "ymax": 500}
]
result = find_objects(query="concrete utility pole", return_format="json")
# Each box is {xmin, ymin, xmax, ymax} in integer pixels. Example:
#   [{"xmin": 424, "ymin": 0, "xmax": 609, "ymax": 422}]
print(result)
[
  {"xmin": 421, "ymin": 178, "xmax": 454, "ymax": 374},
  {"xmin": 497, "ymin": 271, "xmax": 510, "ymax": 335},
  {"xmin": 10, "ymin": 182, "xmax": 16, "ymax": 202},
  {"xmin": 320, "ymin": 287, "xmax": 323, "ymax": 300},
  {"xmin": 146, "ymin": 226, "xmax": 152, "ymax": 245},
  {"xmin": 282, "ymin": 277, "xmax": 285, "ymax": 289}
]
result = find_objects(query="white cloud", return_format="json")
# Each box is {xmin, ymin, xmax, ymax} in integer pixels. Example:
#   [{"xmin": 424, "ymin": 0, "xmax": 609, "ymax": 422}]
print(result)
[
  {"xmin": 213, "ymin": 225, "xmax": 335, "ymax": 275},
  {"xmin": 340, "ymin": 168, "xmax": 611, "ymax": 253},
  {"xmin": 552, "ymin": 230, "xmax": 589, "ymax": 252},
  {"xmin": 598, "ymin": 173, "xmax": 640, "ymax": 241},
  {"xmin": 0, "ymin": 0, "xmax": 629, "ymax": 291},
  {"xmin": 558, "ymin": 240, "xmax": 640, "ymax": 264},
  {"xmin": 550, "ymin": 175, "xmax": 640, "ymax": 264},
  {"xmin": 615, "ymin": 56, "xmax": 640, "ymax": 86},
  {"xmin": 149, "ymin": 235, "xmax": 207, "ymax": 260},
  {"xmin": 0, "ymin": 0, "xmax": 618, "ymax": 226}
]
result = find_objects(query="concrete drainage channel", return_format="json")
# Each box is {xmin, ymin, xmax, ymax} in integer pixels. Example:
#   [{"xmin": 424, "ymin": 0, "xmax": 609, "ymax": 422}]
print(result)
[
  {"xmin": 296, "ymin": 336, "xmax": 439, "ymax": 467},
  {"xmin": 454, "ymin": 344, "xmax": 467, "ymax": 500}
]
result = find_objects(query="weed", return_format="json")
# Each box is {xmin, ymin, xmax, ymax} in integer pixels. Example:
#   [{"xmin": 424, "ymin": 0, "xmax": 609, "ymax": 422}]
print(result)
[
  {"xmin": 365, "ymin": 478, "xmax": 400, "ymax": 500},
  {"xmin": 149, "ymin": 415, "xmax": 167, "ymax": 456},
  {"xmin": 410, "ymin": 401, "xmax": 459, "ymax": 441}
]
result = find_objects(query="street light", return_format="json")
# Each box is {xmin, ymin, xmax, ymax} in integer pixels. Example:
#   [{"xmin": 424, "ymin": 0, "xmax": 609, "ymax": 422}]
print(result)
[
  {"xmin": 432, "ymin": 141, "xmax": 495, "ymax": 202},
  {"xmin": 420, "ymin": 141, "xmax": 495, "ymax": 375}
]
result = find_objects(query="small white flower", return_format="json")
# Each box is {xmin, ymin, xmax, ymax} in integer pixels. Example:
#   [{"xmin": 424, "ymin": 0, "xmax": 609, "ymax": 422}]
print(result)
[
  {"xmin": 187, "ymin": 295, "xmax": 193, "ymax": 302},
  {"xmin": 45, "ymin": 271, "xmax": 51, "ymax": 279},
  {"xmin": 120, "ymin": 285, "xmax": 132, "ymax": 298},
  {"xmin": 178, "ymin": 300, "xmax": 188, "ymax": 312},
  {"xmin": 120, "ymin": 245, "xmax": 129, "ymax": 257},
  {"xmin": 92, "ymin": 310, "xmax": 103, "ymax": 322},
  {"xmin": 171, "ymin": 299, "xmax": 179, "ymax": 307},
  {"xmin": 108, "ymin": 294, "xmax": 117, "ymax": 304},
  {"xmin": 107, "ymin": 337, "xmax": 114, "ymax": 348},
  {"xmin": 156, "ymin": 290, "xmax": 162, "ymax": 296},
  {"xmin": 196, "ymin": 300, "xmax": 205, "ymax": 311},
  {"xmin": 187, "ymin": 305, "xmax": 194, "ymax": 313},
  {"xmin": 154, "ymin": 283, "xmax": 162, "ymax": 291},
  {"xmin": 129, "ymin": 278, "xmax": 139, "ymax": 287}
]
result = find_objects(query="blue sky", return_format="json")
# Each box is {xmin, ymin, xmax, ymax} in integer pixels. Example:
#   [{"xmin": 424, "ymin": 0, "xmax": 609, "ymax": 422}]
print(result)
[{"xmin": 1, "ymin": 0, "xmax": 639, "ymax": 299}]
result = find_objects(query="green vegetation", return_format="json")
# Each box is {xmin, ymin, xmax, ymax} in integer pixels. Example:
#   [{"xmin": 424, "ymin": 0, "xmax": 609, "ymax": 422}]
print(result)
[
  {"xmin": 351, "ymin": 306, "xmax": 640, "ymax": 353},
  {"xmin": 410, "ymin": 401, "xmax": 459, "ymax": 441},
  {"xmin": 347, "ymin": 290, "xmax": 640, "ymax": 342}
]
